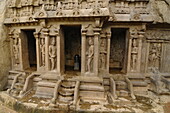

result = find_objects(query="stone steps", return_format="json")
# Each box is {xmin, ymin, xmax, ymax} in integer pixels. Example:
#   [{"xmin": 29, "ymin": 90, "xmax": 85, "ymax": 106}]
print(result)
[
  {"xmin": 128, "ymin": 76, "xmax": 148, "ymax": 95},
  {"xmin": 78, "ymin": 77, "xmax": 106, "ymax": 102},
  {"xmin": 80, "ymin": 84, "xmax": 104, "ymax": 91},
  {"xmin": 57, "ymin": 80, "xmax": 75, "ymax": 103},
  {"xmin": 34, "ymin": 81, "xmax": 57, "ymax": 98},
  {"xmin": 116, "ymin": 81, "xmax": 128, "ymax": 90}
]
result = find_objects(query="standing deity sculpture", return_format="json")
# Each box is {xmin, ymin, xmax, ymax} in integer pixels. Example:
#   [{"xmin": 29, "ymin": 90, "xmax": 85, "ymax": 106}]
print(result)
[
  {"xmin": 40, "ymin": 38, "xmax": 45, "ymax": 66},
  {"xmin": 100, "ymin": 39, "xmax": 107, "ymax": 69},
  {"xmin": 49, "ymin": 37, "xmax": 57, "ymax": 70},
  {"xmin": 13, "ymin": 38, "xmax": 19, "ymax": 65},
  {"xmin": 131, "ymin": 39, "xmax": 138, "ymax": 71},
  {"xmin": 149, "ymin": 43, "xmax": 161, "ymax": 69},
  {"xmin": 86, "ymin": 37, "xmax": 94, "ymax": 73}
]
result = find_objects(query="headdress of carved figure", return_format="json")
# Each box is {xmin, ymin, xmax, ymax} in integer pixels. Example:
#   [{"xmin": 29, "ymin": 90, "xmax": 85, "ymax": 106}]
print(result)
[
  {"xmin": 51, "ymin": 37, "xmax": 56, "ymax": 45},
  {"xmin": 14, "ymin": 38, "xmax": 18, "ymax": 45},
  {"xmin": 101, "ymin": 39, "xmax": 105, "ymax": 46},
  {"xmin": 40, "ymin": 38, "xmax": 45, "ymax": 45},
  {"xmin": 132, "ymin": 39, "xmax": 137, "ymax": 47},
  {"xmin": 89, "ymin": 37, "xmax": 93, "ymax": 45}
]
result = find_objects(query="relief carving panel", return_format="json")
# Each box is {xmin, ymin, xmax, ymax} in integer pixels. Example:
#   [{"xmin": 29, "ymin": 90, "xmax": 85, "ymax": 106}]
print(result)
[{"xmin": 86, "ymin": 37, "xmax": 94, "ymax": 73}]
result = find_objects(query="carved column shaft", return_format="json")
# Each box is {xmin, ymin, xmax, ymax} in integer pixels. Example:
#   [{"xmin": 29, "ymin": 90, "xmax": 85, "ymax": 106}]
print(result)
[
  {"xmin": 106, "ymin": 33, "xmax": 111, "ymax": 73},
  {"xmin": 127, "ymin": 37, "xmax": 132, "ymax": 72},
  {"xmin": 137, "ymin": 32, "xmax": 144, "ymax": 72},
  {"xmin": 34, "ymin": 33, "xmax": 40, "ymax": 70},
  {"xmin": 56, "ymin": 33, "xmax": 61, "ymax": 73},
  {"xmin": 127, "ymin": 28, "xmax": 144, "ymax": 73},
  {"xmin": 81, "ymin": 31, "xmax": 86, "ymax": 74},
  {"xmin": 94, "ymin": 30, "xmax": 100, "ymax": 75},
  {"xmin": 43, "ymin": 28, "xmax": 50, "ymax": 71}
]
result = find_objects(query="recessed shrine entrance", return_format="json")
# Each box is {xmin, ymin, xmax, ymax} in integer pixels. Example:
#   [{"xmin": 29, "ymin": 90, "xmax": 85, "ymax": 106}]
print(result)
[
  {"xmin": 22, "ymin": 30, "xmax": 37, "ymax": 71},
  {"xmin": 109, "ymin": 28, "xmax": 128, "ymax": 74},
  {"xmin": 62, "ymin": 25, "xmax": 81, "ymax": 73}
]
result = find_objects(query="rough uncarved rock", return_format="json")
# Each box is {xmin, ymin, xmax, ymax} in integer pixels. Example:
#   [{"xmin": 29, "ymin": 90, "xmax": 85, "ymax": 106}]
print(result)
[
  {"xmin": 0, "ymin": 0, "xmax": 10, "ymax": 91},
  {"xmin": 150, "ymin": 0, "xmax": 170, "ymax": 23}
]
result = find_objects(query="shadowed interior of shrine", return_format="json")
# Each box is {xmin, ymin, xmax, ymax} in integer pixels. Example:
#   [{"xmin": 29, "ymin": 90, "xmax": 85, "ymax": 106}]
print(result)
[
  {"xmin": 62, "ymin": 25, "xmax": 81, "ymax": 73},
  {"xmin": 22, "ymin": 30, "xmax": 37, "ymax": 71},
  {"xmin": 109, "ymin": 28, "xmax": 127, "ymax": 74}
]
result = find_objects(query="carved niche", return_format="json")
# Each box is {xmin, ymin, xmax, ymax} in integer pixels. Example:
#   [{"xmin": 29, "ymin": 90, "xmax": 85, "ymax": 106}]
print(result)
[
  {"xmin": 129, "ymin": 28, "xmax": 144, "ymax": 72},
  {"xmin": 49, "ymin": 37, "xmax": 57, "ymax": 70},
  {"xmin": 13, "ymin": 37, "xmax": 20, "ymax": 65},
  {"xmin": 40, "ymin": 37, "xmax": 45, "ymax": 67},
  {"xmin": 148, "ymin": 43, "xmax": 162, "ymax": 70},
  {"xmin": 145, "ymin": 30, "xmax": 170, "ymax": 72},
  {"xmin": 9, "ymin": 30, "xmax": 20, "ymax": 66},
  {"xmin": 38, "ymin": 27, "xmax": 48, "ymax": 67},
  {"xmin": 86, "ymin": 37, "xmax": 94, "ymax": 73},
  {"xmin": 131, "ymin": 38, "xmax": 138, "ymax": 71}
]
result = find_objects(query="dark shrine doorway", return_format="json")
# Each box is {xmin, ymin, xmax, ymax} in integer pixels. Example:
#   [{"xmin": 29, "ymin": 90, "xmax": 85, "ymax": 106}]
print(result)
[
  {"xmin": 109, "ymin": 28, "xmax": 128, "ymax": 74},
  {"xmin": 22, "ymin": 30, "xmax": 37, "ymax": 71},
  {"xmin": 62, "ymin": 25, "xmax": 81, "ymax": 73}
]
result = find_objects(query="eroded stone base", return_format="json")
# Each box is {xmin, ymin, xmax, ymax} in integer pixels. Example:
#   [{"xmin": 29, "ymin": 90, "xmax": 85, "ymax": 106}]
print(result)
[{"xmin": 0, "ymin": 91, "xmax": 167, "ymax": 113}]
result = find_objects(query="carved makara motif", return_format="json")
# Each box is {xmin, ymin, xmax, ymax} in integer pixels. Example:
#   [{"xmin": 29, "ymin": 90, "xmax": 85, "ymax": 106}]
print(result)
[
  {"xmin": 86, "ymin": 37, "xmax": 94, "ymax": 73},
  {"xmin": 49, "ymin": 37, "xmax": 57, "ymax": 70},
  {"xmin": 40, "ymin": 38, "xmax": 45, "ymax": 67},
  {"xmin": 148, "ymin": 43, "xmax": 162, "ymax": 70},
  {"xmin": 99, "ymin": 39, "xmax": 107, "ymax": 70},
  {"xmin": 13, "ymin": 38, "xmax": 20, "ymax": 65}
]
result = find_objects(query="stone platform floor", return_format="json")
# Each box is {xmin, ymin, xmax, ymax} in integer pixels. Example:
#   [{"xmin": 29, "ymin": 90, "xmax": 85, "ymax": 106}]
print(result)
[
  {"xmin": 0, "ymin": 104, "xmax": 17, "ymax": 113},
  {"xmin": 0, "ymin": 91, "xmax": 169, "ymax": 113}
]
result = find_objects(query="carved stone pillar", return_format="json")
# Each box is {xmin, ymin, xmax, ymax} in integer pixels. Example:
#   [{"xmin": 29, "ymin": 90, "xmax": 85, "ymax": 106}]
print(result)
[
  {"xmin": 56, "ymin": 32, "xmax": 61, "ymax": 74},
  {"xmin": 94, "ymin": 29, "xmax": 100, "ymax": 75},
  {"xmin": 10, "ymin": 31, "xmax": 22, "ymax": 71},
  {"xmin": 43, "ymin": 28, "xmax": 49, "ymax": 71},
  {"xmin": 127, "ymin": 28, "xmax": 144, "ymax": 73},
  {"xmin": 34, "ymin": 32, "xmax": 40, "ymax": 71},
  {"xmin": 81, "ymin": 30, "xmax": 86, "ymax": 75},
  {"xmin": 106, "ymin": 32, "xmax": 111, "ymax": 74}
]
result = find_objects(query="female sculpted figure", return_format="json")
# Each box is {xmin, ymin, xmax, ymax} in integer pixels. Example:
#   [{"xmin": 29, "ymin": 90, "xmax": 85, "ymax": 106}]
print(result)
[
  {"xmin": 40, "ymin": 38, "xmax": 45, "ymax": 66},
  {"xmin": 13, "ymin": 38, "xmax": 19, "ymax": 65},
  {"xmin": 49, "ymin": 38, "xmax": 56, "ymax": 70},
  {"xmin": 86, "ymin": 38, "xmax": 94, "ymax": 73},
  {"xmin": 149, "ymin": 43, "xmax": 161, "ymax": 68}
]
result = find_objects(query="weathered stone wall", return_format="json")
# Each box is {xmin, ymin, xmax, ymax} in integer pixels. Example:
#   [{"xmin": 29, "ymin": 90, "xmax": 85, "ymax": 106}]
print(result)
[
  {"xmin": 0, "ymin": 0, "xmax": 169, "ymax": 90},
  {"xmin": 0, "ymin": 0, "xmax": 11, "ymax": 90},
  {"xmin": 150, "ymin": 0, "xmax": 170, "ymax": 23}
]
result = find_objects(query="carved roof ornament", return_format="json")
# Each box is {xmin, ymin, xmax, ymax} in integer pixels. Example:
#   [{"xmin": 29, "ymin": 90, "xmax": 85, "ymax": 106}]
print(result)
[
  {"xmin": 130, "ymin": 13, "xmax": 142, "ymax": 21},
  {"xmin": 34, "ymin": 4, "xmax": 48, "ymax": 18}
]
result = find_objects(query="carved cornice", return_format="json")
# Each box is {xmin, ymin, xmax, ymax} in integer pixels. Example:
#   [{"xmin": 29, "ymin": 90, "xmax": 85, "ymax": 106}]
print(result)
[{"xmin": 145, "ymin": 30, "xmax": 170, "ymax": 41}]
